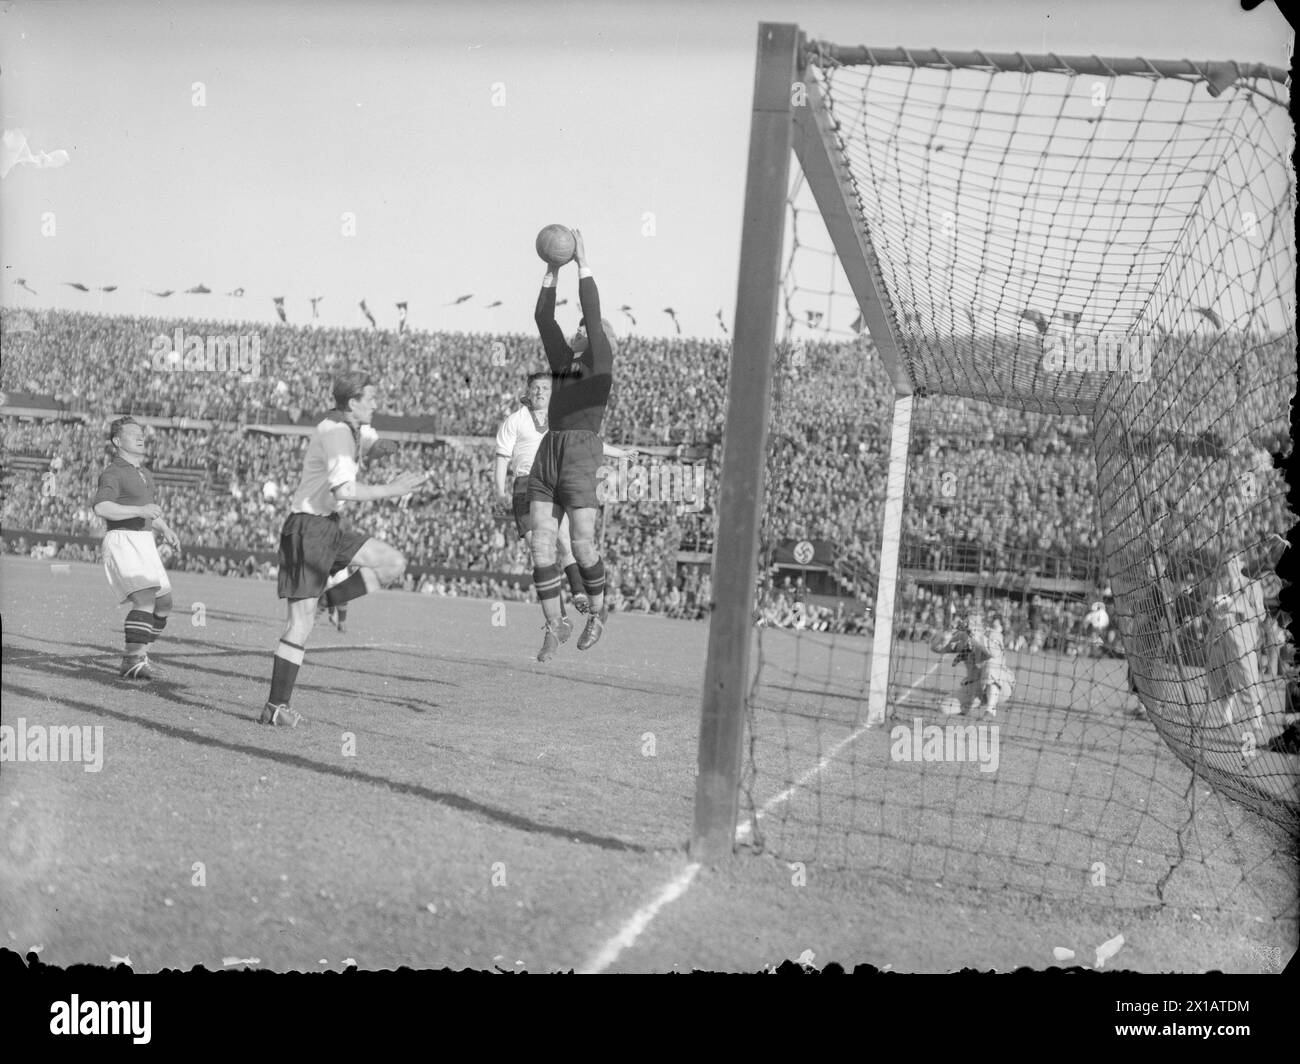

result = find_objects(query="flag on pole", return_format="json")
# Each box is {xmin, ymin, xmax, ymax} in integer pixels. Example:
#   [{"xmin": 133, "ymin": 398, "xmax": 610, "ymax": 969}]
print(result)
[
  {"xmin": 1019, "ymin": 308, "xmax": 1048, "ymax": 335},
  {"xmin": 149, "ymin": 289, "xmax": 175, "ymax": 298},
  {"xmin": 446, "ymin": 294, "xmax": 473, "ymax": 306},
  {"xmin": 360, "ymin": 299, "xmax": 377, "ymax": 328},
  {"xmin": 273, "ymin": 296, "xmax": 287, "ymax": 323},
  {"xmin": 99, "ymin": 285, "xmax": 117, "ymax": 293},
  {"xmin": 485, "ymin": 300, "xmax": 502, "ymax": 309},
  {"xmin": 310, "ymin": 296, "xmax": 323, "ymax": 320},
  {"xmin": 1193, "ymin": 306, "xmax": 1222, "ymax": 329},
  {"xmin": 396, "ymin": 301, "xmax": 408, "ymax": 333},
  {"xmin": 620, "ymin": 304, "xmax": 637, "ymax": 327},
  {"xmin": 15, "ymin": 279, "xmax": 37, "ymax": 295},
  {"xmin": 226, "ymin": 287, "xmax": 245, "ymax": 298},
  {"xmin": 64, "ymin": 282, "xmax": 91, "ymax": 292},
  {"xmin": 663, "ymin": 307, "xmax": 681, "ymax": 336},
  {"xmin": 715, "ymin": 309, "xmax": 727, "ymax": 335},
  {"xmin": 185, "ymin": 284, "xmax": 211, "ymax": 295}
]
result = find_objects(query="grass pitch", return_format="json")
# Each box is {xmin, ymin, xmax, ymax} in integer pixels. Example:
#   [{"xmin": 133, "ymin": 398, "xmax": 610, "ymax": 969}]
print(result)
[{"xmin": 1, "ymin": 557, "xmax": 1294, "ymax": 973}]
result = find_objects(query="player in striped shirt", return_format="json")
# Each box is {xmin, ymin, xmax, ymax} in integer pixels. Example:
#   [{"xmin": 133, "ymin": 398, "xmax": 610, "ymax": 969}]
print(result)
[
  {"xmin": 92, "ymin": 417, "xmax": 182, "ymax": 680},
  {"xmin": 494, "ymin": 370, "xmax": 634, "ymax": 661},
  {"xmin": 261, "ymin": 371, "xmax": 428, "ymax": 727}
]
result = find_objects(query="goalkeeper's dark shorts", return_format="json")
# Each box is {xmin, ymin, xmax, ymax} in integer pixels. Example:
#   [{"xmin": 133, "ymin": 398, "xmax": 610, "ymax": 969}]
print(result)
[
  {"xmin": 528, "ymin": 429, "xmax": 603, "ymax": 511},
  {"xmin": 277, "ymin": 512, "xmax": 370, "ymax": 600}
]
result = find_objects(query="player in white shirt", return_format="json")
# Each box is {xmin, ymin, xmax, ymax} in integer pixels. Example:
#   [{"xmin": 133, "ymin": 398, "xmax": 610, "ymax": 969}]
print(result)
[
  {"xmin": 261, "ymin": 371, "xmax": 428, "ymax": 727},
  {"xmin": 494, "ymin": 371, "xmax": 633, "ymax": 661}
]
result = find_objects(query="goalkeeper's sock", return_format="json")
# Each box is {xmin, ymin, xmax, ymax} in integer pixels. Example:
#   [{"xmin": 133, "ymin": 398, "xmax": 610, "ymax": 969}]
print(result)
[{"xmin": 564, "ymin": 563, "xmax": 584, "ymax": 597}]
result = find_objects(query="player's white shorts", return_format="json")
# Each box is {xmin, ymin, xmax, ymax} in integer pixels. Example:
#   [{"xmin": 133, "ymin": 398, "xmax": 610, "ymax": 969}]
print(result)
[{"xmin": 102, "ymin": 529, "xmax": 171, "ymax": 603}]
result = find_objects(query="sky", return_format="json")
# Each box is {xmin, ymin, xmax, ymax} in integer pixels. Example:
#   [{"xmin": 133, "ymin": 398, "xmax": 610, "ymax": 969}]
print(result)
[{"xmin": 0, "ymin": 0, "xmax": 1292, "ymax": 338}]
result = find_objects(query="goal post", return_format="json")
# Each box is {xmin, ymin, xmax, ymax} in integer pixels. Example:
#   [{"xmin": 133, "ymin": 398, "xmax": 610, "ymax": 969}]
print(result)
[
  {"xmin": 692, "ymin": 23, "xmax": 800, "ymax": 862},
  {"xmin": 694, "ymin": 20, "xmax": 1296, "ymax": 891}
]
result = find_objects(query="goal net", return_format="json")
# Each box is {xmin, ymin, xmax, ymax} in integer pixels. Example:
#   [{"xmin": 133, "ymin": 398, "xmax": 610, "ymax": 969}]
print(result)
[{"xmin": 700, "ymin": 26, "xmax": 1296, "ymax": 919}]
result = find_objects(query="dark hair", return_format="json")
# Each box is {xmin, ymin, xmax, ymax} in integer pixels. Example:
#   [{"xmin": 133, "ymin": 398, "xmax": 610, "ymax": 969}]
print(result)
[
  {"xmin": 108, "ymin": 416, "xmax": 138, "ymax": 443},
  {"xmin": 333, "ymin": 370, "xmax": 374, "ymax": 411},
  {"xmin": 526, "ymin": 371, "xmax": 550, "ymax": 385}
]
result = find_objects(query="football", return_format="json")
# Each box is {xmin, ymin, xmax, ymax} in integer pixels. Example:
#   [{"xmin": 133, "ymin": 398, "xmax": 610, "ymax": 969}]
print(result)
[{"xmin": 535, "ymin": 223, "xmax": 576, "ymax": 266}]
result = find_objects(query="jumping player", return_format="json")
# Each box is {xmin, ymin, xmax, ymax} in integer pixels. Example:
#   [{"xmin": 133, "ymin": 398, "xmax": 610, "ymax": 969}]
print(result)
[
  {"xmin": 92, "ymin": 417, "xmax": 182, "ymax": 680},
  {"xmin": 262, "ymin": 371, "xmax": 426, "ymax": 726},
  {"xmin": 495, "ymin": 370, "xmax": 634, "ymax": 660},
  {"xmin": 529, "ymin": 228, "xmax": 619, "ymax": 659}
]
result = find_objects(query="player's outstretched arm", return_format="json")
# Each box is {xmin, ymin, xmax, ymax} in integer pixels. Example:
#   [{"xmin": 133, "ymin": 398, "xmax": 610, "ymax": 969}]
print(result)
[
  {"xmin": 574, "ymin": 229, "xmax": 612, "ymax": 374},
  {"xmin": 334, "ymin": 470, "xmax": 428, "ymax": 503},
  {"xmin": 535, "ymin": 266, "xmax": 572, "ymax": 372},
  {"xmin": 603, "ymin": 443, "xmax": 637, "ymax": 460}
]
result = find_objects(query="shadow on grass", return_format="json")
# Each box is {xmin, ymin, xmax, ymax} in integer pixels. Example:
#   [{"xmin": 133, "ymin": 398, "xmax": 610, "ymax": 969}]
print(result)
[{"xmin": 1, "ymin": 676, "xmax": 651, "ymax": 856}]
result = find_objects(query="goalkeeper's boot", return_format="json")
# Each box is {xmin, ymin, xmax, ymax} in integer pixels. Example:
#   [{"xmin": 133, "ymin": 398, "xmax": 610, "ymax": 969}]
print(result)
[
  {"xmin": 259, "ymin": 701, "xmax": 303, "ymax": 728},
  {"xmin": 572, "ymin": 592, "xmax": 591, "ymax": 616},
  {"xmin": 537, "ymin": 621, "xmax": 566, "ymax": 662},
  {"xmin": 120, "ymin": 654, "xmax": 154, "ymax": 681},
  {"xmin": 577, "ymin": 606, "xmax": 608, "ymax": 652}
]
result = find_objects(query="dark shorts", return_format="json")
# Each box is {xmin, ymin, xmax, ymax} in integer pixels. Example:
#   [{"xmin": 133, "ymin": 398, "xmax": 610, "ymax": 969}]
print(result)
[
  {"xmin": 528, "ymin": 429, "xmax": 603, "ymax": 511},
  {"xmin": 277, "ymin": 512, "xmax": 370, "ymax": 600},
  {"xmin": 512, "ymin": 478, "xmax": 532, "ymax": 538}
]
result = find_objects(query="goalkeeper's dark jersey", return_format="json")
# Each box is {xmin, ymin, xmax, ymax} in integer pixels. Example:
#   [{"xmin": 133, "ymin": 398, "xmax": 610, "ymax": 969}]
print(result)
[{"xmin": 534, "ymin": 275, "xmax": 613, "ymax": 434}]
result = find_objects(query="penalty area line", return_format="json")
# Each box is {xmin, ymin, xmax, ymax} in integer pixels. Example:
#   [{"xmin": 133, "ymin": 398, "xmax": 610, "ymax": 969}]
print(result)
[
  {"xmin": 576, "ymin": 861, "xmax": 701, "ymax": 974},
  {"xmin": 735, "ymin": 660, "xmax": 940, "ymax": 844},
  {"xmin": 580, "ymin": 661, "xmax": 940, "ymax": 973}
]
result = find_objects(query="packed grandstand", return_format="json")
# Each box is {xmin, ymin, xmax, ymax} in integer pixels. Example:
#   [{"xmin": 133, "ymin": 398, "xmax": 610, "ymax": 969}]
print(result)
[{"xmin": 2, "ymin": 308, "xmax": 1291, "ymax": 644}]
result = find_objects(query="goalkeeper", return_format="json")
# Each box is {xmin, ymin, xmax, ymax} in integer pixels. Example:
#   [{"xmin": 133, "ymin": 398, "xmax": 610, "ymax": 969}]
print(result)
[{"xmin": 930, "ymin": 609, "xmax": 1015, "ymax": 718}]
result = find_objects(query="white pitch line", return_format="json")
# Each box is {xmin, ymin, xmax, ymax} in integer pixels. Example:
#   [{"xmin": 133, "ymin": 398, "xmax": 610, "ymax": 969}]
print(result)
[
  {"xmin": 734, "ymin": 661, "xmax": 940, "ymax": 843},
  {"xmin": 576, "ymin": 860, "xmax": 701, "ymax": 974},
  {"xmin": 579, "ymin": 660, "xmax": 941, "ymax": 973}
]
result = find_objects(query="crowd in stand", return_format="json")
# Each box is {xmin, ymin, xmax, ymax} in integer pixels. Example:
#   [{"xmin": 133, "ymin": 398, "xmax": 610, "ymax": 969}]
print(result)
[{"xmin": 2, "ymin": 309, "xmax": 1293, "ymax": 637}]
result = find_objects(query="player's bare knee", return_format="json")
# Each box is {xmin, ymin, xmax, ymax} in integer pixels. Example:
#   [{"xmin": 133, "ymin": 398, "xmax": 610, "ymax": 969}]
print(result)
[
  {"xmin": 531, "ymin": 528, "xmax": 558, "ymax": 567},
  {"xmin": 571, "ymin": 537, "xmax": 599, "ymax": 568},
  {"xmin": 383, "ymin": 548, "xmax": 407, "ymax": 584},
  {"xmin": 154, "ymin": 592, "xmax": 173, "ymax": 616}
]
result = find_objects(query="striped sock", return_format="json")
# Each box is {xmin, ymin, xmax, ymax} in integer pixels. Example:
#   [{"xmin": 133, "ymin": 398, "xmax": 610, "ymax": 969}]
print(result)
[
  {"xmin": 152, "ymin": 613, "xmax": 168, "ymax": 641},
  {"xmin": 533, "ymin": 564, "xmax": 563, "ymax": 601},
  {"xmin": 578, "ymin": 559, "xmax": 606, "ymax": 598},
  {"xmin": 269, "ymin": 640, "xmax": 305, "ymax": 706},
  {"xmin": 125, "ymin": 610, "xmax": 155, "ymax": 650}
]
